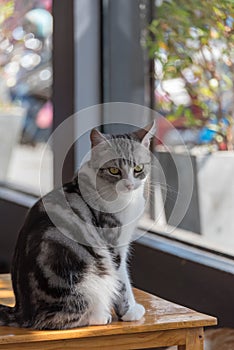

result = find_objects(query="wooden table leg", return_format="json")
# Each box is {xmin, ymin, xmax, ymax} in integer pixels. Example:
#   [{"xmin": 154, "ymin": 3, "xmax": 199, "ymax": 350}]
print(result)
[{"xmin": 178, "ymin": 328, "xmax": 204, "ymax": 350}]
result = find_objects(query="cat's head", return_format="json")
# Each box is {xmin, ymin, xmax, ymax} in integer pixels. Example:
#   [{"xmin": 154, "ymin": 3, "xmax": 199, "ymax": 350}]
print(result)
[{"xmin": 89, "ymin": 122, "xmax": 156, "ymax": 194}]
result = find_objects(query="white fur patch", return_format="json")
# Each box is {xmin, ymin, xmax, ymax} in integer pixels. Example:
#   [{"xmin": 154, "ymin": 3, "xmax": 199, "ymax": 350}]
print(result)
[
  {"xmin": 121, "ymin": 303, "xmax": 145, "ymax": 321},
  {"xmin": 80, "ymin": 266, "xmax": 120, "ymax": 325}
]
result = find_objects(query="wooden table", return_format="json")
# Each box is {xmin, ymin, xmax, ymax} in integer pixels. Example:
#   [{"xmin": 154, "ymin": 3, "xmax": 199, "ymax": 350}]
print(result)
[{"xmin": 0, "ymin": 274, "xmax": 217, "ymax": 350}]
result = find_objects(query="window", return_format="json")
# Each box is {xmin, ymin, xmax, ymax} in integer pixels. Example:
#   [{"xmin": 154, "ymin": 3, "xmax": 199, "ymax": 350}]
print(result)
[
  {"xmin": 0, "ymin": 0, "xmax": 75, "ymax": 271},
  {"xmin": 0, "ymin": 0, "xmax": 53, "ymax": 196},
  {"xmin": 102, "ymin": 0, "xmax": 234, "ymax": 258},
  {"xmin": 134, "ymin": 0, "xmax": 234, "ymax": 258}
]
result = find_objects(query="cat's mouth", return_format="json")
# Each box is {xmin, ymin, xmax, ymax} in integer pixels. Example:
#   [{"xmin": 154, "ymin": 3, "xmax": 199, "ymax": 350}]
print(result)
[{"xmin": 116, "ymin": 180, "xmax": 135, "ymax": 193}]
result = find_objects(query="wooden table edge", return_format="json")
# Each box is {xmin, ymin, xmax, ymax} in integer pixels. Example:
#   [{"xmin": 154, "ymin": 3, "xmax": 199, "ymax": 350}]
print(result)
[
  {"xmin": 0, "ymin": 274, "xmax": 218, "ymax": 346},
  {"xmin": 0, "ymin": 318, "xmax": 217, "ymax": 345}
]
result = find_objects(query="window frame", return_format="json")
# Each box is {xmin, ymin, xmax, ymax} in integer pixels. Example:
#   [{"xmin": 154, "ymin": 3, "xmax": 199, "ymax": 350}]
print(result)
[{"xmin": 102, "ymin": 0, "xmax": 234, "ymax": 272}]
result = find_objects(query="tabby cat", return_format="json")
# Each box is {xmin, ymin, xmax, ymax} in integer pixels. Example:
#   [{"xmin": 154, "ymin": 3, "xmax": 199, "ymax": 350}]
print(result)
[{"xmin": 0, "ymin": 122, "xmax": 155, "ymax": 329}]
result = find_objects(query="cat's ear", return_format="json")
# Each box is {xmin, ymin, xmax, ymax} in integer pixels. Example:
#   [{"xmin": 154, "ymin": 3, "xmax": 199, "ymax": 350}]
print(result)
[
  {"xmin": 132, "ymin": 120, "xmax": 156, "ymax": 148},
  {"xmin": 90, "ymin": 129, "xmax": 108, "ymax": 148}
]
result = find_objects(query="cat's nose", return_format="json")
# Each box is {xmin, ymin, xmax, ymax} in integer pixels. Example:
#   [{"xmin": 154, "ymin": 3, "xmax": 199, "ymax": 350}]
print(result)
[
  {"xmin": 126, "ymin": 183, "xmax": 134, "ymax": 191},
  {"xmin": 117, "ymin": 179, "xmax": 134, "ymax": 192}
]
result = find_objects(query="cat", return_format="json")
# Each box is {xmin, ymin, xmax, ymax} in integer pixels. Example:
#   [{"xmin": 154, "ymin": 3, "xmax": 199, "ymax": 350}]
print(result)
[{"xmin": 0, "ymin": 122, "xmax": 156, "ymax": 330}]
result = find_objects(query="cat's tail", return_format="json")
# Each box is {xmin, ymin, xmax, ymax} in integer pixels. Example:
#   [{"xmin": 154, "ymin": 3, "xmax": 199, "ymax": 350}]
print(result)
[{"xmin": 0, "ymin": 305, "xmax": 19, "ymax": 327}]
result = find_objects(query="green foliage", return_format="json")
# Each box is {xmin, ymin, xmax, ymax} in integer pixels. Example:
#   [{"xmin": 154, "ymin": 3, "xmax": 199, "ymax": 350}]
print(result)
[
  {"xmin": 0, "ymin": 0, "xmax": 14, "ymax": 25},
  {"xmin": 145, "ymin": 0, "xmax": 234, "ymax": 128}
]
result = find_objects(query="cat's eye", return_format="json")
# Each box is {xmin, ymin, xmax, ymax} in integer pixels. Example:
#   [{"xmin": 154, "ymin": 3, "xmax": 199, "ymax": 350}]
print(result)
[
  {"xmin": 108, "ymin": 167, "xmax": 121, "ymax": 175},
  {"xmin": 134, "ymin": 164, "xmax": 144, "ymax": 173}
]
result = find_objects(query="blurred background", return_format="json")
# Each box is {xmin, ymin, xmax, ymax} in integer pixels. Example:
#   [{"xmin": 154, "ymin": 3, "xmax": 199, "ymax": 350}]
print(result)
[
  {"xmin": 0, "ymin": 0, "xmax": 234, "ymax": 328},
  {"xmin": 0, "ymin": 0, "xmax": 53, "ymax": 195}
]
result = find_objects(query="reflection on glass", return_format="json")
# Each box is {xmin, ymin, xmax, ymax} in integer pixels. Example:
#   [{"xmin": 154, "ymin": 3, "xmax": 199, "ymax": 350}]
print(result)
[
  {"xmin": 141, "ymin": 0, "xmax": 234, "ymax": 256},
  {"xmin": 0, "ymin": 0, "xmax": 53, "ymax": 195}
]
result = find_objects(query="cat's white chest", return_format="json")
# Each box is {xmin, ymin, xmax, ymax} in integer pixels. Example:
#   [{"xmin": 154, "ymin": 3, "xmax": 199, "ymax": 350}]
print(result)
[
  {"xmin": 116, "ymin": 187, "xmax": 145, "ymax": 245},
  {"xmin": 119, "ymin": 190, "xmax": 145, "ymax": 223}
]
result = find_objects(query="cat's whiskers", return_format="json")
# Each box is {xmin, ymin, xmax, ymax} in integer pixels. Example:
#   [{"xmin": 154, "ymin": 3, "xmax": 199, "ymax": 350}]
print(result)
[{"xmin": 146, "ymin": 182, "xmax": 179, "ymax": 202}]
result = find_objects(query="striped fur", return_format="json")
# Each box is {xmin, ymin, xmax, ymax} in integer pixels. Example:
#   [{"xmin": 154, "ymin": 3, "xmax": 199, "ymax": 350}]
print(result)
[{"xmin": 0, "ymin": 123, "xmax": 155, "ymax": 329}]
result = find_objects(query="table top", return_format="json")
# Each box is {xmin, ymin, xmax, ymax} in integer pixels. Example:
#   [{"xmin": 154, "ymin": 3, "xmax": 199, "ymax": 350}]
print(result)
[{"xmin": 0, "ymin": 274, "xmax": 217, "ymax": 346}]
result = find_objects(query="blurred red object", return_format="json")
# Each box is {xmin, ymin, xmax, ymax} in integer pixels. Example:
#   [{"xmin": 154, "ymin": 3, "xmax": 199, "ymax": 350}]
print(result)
[
  {"xmin": 39, "ymin": 0, "xmax": 52, "ymax": 12},
  {"xmin": 36, "ymin": 101, "xmax": 53, "ymax": 129}
]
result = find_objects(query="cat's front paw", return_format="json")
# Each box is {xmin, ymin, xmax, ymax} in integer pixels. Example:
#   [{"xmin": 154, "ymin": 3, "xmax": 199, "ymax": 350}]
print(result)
[{"xmin": 121, "ymin": 303, "xmax": 145, "ymax": 321}]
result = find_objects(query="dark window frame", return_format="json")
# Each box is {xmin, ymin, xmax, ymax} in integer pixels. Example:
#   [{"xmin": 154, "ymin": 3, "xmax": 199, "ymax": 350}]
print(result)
[{"xmin": 52, "ymin": 0, "xmax": 75, "ymax": 186}]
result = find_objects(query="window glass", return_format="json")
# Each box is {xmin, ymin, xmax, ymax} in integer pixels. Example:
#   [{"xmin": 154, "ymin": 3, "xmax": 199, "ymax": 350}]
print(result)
[
  {"xmin": 142, "ymin": 0, "xmax": 234, "ymax": 256},
  {"xmin": 0, "ymin": 0, "xmax": 53, "ymax": 195}
]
